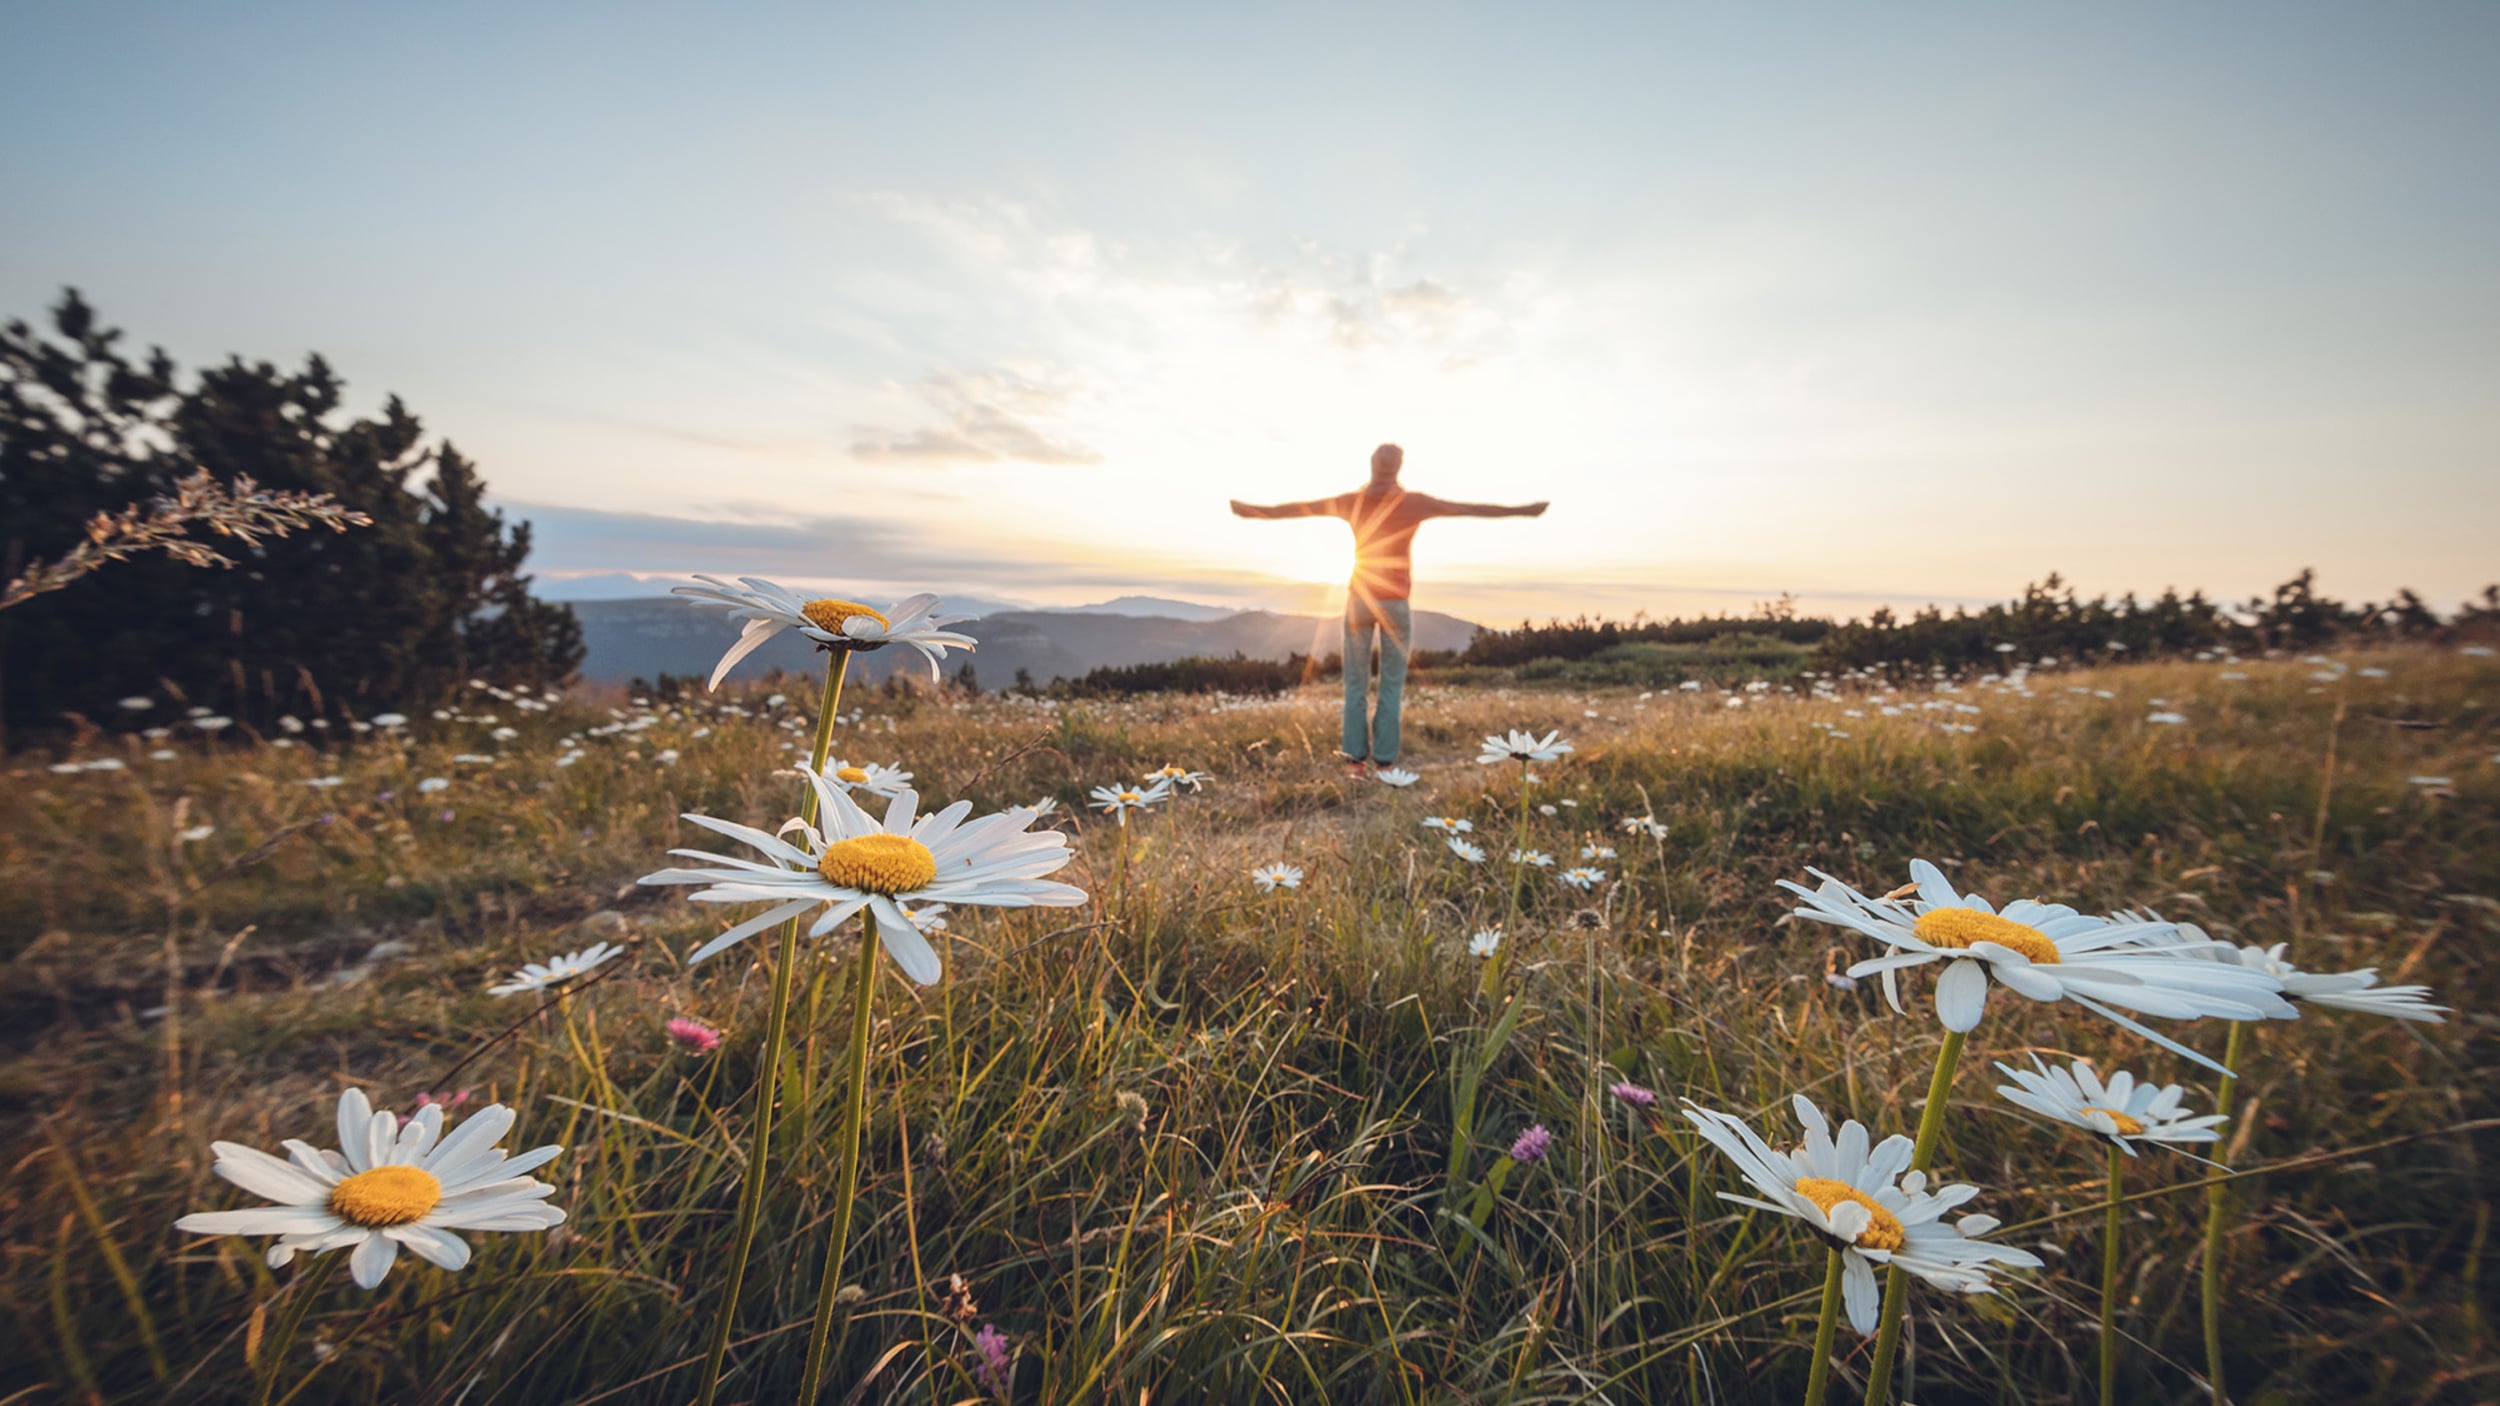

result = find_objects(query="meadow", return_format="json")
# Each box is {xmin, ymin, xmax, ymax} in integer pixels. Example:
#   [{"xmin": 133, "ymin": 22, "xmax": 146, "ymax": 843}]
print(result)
[{"xmin": 2, "ymin": 645, "xmax": 2492, "ymax": 1404}]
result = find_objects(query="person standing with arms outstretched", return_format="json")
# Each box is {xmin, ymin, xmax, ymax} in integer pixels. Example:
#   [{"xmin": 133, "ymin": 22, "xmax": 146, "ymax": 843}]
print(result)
[{"xmin": 1232, "ymin": 443, "xmax": 1548, "ymax": 777}]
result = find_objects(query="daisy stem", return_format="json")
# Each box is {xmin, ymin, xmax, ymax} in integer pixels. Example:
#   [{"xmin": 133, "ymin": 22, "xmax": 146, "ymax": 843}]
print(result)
[
  {"xmin": 1804, "ymin": 1245, "xmax": 1845, "ymax": 1406},
  {"xmin": 798, "ymin": 911, "xmax": 884, "ymax": 1403},
  {"xmin": 1485, "ymin": 761, "xmax": 1528, "ymax": 998},
  {"xmin": 1116, "ymin": 819, "xmax": 1131, "ymax": 926},
  {"xmin": 2201, "ymin": 1018, "xmax": 2247, "ymax": 1406},
  {"xmin": 251, "ymin": 1252, "xmax": 339, "ymax": 1406},
  {"xmin": 693, "ymin": 651, "xmax": 849, "ymax": 1406},
  {"xmin": 1859, "ymin": 1026, "xmax": 1966, "ymax": 1406},
  {"xmin": 2101, "ymin": 1142, "xmax": 2124, "ymax": 1406}
]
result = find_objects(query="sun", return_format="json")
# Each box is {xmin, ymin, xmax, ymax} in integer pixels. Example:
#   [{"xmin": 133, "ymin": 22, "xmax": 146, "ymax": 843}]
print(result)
[{"xmin": 1256, "ymin": 525, "xmax": 1353, "ymax": 587}]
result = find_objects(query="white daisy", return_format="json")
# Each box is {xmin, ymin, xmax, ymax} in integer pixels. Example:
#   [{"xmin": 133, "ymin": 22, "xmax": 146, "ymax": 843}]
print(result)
[
  {"xmin": 823, "ymin": 759, "xmax": 914, "ymax": 797},
  {"xmin": 1146, "ymin": 765, "xmax": 1210, "ymax": 792},
  {"xmin": 1087, "ymin": 779, "xmax": 1172, "ymax": 826},
  {"xmin": 1511, "ymin": 848, "xmax": 1555, "ymax": 868},
  {"xmin": 639, "ymin": 773, "xmax": 1085, "ymax": 983},
  {"xmin": 2140, "ymin": 924, "xmax": 2448, "ymax": 1023},
  {"xmin": 174, "ymin": 1088, "xmax": 565, "ymax": 1289},
  {"xmin": 1993, "ymin": 1056, "xmax": 2226, "ymax": 1156},
  {"xmin": 1682, "ymin": 1094, "xmax": 2041, "ymax": 1336},
  {"xmin": 1558, "ymin": 866, "xmax": 1606, "ymax": 890},
  {"xmin": 1468, "ymin": 928, "xmax": 1502, "ymax": 959},
  {"xmin": 1374, "ymin": 766, "xmax": 1420, "ymax": 787},
  {"xmin": 1477, "ymin": 729, "xmax": 1573, "ymax": 765},
  {"xmin": 1581, "ymin": 844, "xmax": 1617, "ymax": 860},
  {"xmin": 1422, "ymin": 816, "xmax": 1474, "ymax": 834},
  {"xmin": 487, "ymin": 942, "xmax": 624, "ymax": 997},
  {"xmin": 672, "ymin": 576, "xmax": 975, "ymax": 689},
  {"xmin": 1447, "ymin": 837, "xmax": 1488, "ymax": 864},
  {"xmin": 1250, "ymin": 862, "xmax": 1304, "ymax": 892},
  {"xmin": 1783, "ymin": 860, "xmax": 2293, "ymax": 1072}
]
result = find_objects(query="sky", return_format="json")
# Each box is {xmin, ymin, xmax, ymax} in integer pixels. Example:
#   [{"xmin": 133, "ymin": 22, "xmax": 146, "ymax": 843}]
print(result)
[{"xmin": 4, "ymin": 2, "xmax": 2496, "ymax": 624}]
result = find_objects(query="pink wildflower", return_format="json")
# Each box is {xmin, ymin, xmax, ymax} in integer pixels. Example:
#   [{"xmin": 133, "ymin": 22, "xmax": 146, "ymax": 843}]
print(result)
[{"xmin": 666, "ymin": 1017, "xmax": 723, "ymax": 1054}]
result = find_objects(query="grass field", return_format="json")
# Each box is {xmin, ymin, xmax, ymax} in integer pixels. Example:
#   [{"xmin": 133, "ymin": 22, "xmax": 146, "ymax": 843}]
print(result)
[{"xmin": 3, "ymin": 646, "xmax": 2493, "ymax": 1404}]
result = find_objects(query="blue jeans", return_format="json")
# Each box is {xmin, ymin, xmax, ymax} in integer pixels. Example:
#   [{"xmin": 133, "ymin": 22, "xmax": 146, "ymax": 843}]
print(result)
[{"xmin": 1342, "ymin": 597, "xmax": 1411, "ymax": 764}]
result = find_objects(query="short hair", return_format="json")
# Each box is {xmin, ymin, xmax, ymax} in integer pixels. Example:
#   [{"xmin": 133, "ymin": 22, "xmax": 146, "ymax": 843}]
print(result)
[{"xmin": 1371, "ymin": 443, "xmax": 1404, "ymax": 473}]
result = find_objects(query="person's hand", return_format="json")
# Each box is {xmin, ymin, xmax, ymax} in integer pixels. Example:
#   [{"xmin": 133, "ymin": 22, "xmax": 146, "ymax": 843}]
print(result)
[
  {"xmin": 1229, "ymin": 499, "xmax": 1256, "ymax": 518},
  {"xmin": 1521, "ymin": 501, "xmax": 1549, "ymax": 517}
]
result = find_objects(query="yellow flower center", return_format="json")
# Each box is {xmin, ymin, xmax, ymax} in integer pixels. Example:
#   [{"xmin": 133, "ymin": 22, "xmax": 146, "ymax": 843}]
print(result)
[
  {"xmin": 328, "ymin": 1165, "xmax": 443, "ymax": 1228},
  {"xmin": 1119, "ymin": 791, "xmax": 1143, "ymax": 804},
  {"xmin": 1911, "ymin": 907, "xmax": 2061, "ymax": 965},
  {"xmin": 1154, "ymin": 766, "xmax": 1186, "ymax": 779},
  {"xmin": 817, "ymin": 833, "xmax": 937, "ymax": 894},
  {"xmin": 1793, "ymin": 1176, "xmax": 1906, "ymax": 1252},
  {"xmin": 835, "ymin": 765, "xmax": 871, "ymax": 784},
  {"xmin": 2080, "ymin": 1106, "xmax": 2146, "ymax": 1136},
  {"xmin": 801, "ymin": 600, "xmax": 889, "ymax": 636}
]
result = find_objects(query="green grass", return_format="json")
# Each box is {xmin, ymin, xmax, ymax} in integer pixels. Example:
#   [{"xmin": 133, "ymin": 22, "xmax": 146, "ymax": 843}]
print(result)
[{"xmin": 2, "ymin": 650, "xmax": 2493, "ymax": 1402}]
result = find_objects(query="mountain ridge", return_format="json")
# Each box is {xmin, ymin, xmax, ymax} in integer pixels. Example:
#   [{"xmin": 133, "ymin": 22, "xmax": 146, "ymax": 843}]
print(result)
[{"xmin": 570, "ymin": 598, "xmax": 1481, "ymax": 689}]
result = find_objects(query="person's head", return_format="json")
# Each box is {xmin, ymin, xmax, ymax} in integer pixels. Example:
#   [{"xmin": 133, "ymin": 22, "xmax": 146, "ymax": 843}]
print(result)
[{"xmin": 1369, "ymin": 442, "xmax": 1404, "ymax": 484}]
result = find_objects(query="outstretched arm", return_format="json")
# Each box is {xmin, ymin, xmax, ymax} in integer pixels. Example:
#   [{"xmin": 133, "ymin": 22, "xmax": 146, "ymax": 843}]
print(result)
[
  {"xmin": 1421, "ymin": 496, "xmax": 1548, "ymax": 519},
  {"xmin": 1230, "ymin": 496, "xmax": 1341, "ymax": 520}
]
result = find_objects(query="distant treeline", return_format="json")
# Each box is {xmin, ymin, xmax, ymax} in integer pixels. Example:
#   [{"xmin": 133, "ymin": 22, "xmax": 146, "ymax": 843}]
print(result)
[
  {"xmin": 1041, "ymin": 652, "xmax": 1322, "ymax": 698},
  {"xmin": 1460, "ymin": 601, "xmax": 1827, "ymax": 668},
  {"xmin": 1463, "ymin": 571, "xmax": 2500, "ymax": 678}
]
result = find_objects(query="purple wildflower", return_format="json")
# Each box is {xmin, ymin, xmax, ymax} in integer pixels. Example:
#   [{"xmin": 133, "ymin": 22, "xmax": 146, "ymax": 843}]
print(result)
[
  {"xmin": 972, "ymin": 1324, "xmax": 1011, "ymax": 1396},
  {"xmin": 1608, "ymin": 1081, "xmax": 1657, "ymax": 1108},
  {"xmin": 1508, "ymin": 1124, "xmax": 1553, "ymax": 1163}
]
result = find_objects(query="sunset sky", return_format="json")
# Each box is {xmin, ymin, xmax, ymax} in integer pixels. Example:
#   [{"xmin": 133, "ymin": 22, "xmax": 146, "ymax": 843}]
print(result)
[{"xmin": 5, "ymin": 3, "xmax": 2495, "ymax": 624}]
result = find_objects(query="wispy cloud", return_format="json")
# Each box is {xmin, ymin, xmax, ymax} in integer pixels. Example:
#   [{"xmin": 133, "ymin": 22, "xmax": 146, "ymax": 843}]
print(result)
[{"xmin": 851, "ymin": 365, "xmax": 1102, "ymax": 465}]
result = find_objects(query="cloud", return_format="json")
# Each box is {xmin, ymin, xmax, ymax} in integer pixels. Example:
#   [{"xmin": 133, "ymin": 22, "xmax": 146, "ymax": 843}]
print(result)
[
  {"xmin": 851, "ymin": 365, "xmax": 1102, "ymax": 465},
  {"xmin": 1243, "ymin": 254, "xmax": 1486, "ymax": 351}
]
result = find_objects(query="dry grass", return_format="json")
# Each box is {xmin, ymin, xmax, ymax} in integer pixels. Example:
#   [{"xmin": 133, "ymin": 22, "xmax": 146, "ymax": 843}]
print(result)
[{"xmin": 2, "ymin": 648, "xmax": 2493, "ymax": 1403}]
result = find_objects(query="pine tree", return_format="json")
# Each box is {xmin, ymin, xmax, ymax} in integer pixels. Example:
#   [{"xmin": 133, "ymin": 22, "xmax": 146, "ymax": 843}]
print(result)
[{"xmin": 0, "ymin": 290, "xmax": 580, "ymax": 737}]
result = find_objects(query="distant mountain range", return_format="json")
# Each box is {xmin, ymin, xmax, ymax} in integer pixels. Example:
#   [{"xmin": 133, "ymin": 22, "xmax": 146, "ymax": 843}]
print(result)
[{"xmin": 570, "ymin": 598, "xmax": 1482, "ymax": 689}]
